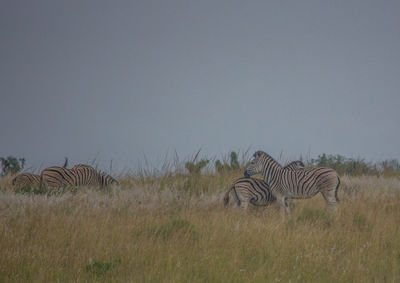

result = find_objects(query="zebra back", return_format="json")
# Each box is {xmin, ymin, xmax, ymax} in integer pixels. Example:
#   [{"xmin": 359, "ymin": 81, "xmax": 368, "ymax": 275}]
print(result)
[
  {"xmin": 41, "ymin": 166, "xmax": 118, "ymax": 188},
  {"xmin": 72, "ymin": 164, "xmax": 119, "ymax": 187},
  {"xmin": 72, "ymin": 164, "xmax": 95, "ymax": 170},
  {"xmin": 283, "ymin": 160, "xmax": 305, "ymax": 171},
  {"xmin": 40, "ymin": 166, "xmax": 99, "ymax": 188},
  {"xmin": 281, "ymin": 166, "xmax": 339, "ymax": 199}
]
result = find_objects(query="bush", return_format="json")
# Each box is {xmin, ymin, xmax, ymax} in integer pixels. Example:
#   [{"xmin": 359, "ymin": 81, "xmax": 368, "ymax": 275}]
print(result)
[
  {"xmin": 185, "ymin": 159, "xmax": 209, "ymax": 174},
  {"xmin": 309, "ymin": 154, "xmax": 400, "ymax": 177},
  {"xmin": 85, "ymin": 259, "xmax": 120, "ymax": 276},
  {"xmin": 0, "ymin": 156, "xmax": 25, "ymax": 176},
  {"xmin": 215, "ymin": 151, "xmax": 245, "ymax": 173}
]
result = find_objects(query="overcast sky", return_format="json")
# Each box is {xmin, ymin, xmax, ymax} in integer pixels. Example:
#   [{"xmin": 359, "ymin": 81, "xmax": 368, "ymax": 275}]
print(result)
[{"xmin": 1, "ymin": 1, "xmax": 399, "ymax": 173}]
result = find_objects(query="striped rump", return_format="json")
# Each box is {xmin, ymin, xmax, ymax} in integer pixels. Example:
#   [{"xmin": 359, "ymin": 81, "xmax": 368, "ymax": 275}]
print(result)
[{"xmin": 40, "ymin": 165, "xmax": 119, "ymax": 188}]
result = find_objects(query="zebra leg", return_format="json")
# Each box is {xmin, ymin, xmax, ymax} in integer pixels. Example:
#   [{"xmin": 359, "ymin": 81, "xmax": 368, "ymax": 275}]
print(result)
[
  {"xmin": 321, "ymin": 190, "xmax": 338, "ymax": 212},
  {"xmin": 231, "ymin": 187, "xmax": 251, "ymax": 210},
  {"xmin": 240, "ymin": 200, "xmax": 250, "ymax": 210},
  {"xmin": 275, "ymin": 194, "xmax": 290, "ymax": 216},
  {"xmin": 231, "ymin": 187, "xmax": 242, "ymax": 209}
]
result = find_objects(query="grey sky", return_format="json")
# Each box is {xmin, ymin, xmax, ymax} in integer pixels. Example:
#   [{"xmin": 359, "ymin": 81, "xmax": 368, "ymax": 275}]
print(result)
[{"xmin": 1, "ymin": 1, "xmax": 399, "ymax": 172}]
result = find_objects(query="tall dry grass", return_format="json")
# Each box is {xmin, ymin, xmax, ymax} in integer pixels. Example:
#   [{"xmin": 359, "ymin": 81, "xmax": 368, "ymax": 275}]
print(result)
[{"xmin": 1, "ymin": 172, "xmax": 400, "ymax": 282}]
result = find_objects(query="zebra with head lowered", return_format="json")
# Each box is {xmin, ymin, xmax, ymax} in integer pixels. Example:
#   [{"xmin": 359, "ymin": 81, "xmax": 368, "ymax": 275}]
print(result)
[
  {"xmin": 12, "ymin": 158, "xmax": 69, "ymax": 189},
  {"xmin": 40, "ymin": 164, "xmax": 119, "ymax": 188},
  {"xmin": 244, "ymin": 151, "xmax": 340, "ymax": 214},
  {"xmin": 224, "ymin": 160, "xmax": 305, "ymax": 209},
  {"xmin": 12, "ymin": 173, "xmax": 41, "ymax": 188}
]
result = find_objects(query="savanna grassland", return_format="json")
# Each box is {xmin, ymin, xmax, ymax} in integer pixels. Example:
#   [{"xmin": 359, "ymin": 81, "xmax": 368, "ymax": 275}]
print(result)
[{"xmin": 1, "ymin": 167, "xmax": 400, "ymax": 282}]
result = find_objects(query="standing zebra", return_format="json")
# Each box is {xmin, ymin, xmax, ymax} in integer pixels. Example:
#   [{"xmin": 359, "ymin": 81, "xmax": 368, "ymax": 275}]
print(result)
[
  {"xmin": 12, "ymin": 173, "xmax": 41, "ymax": 188},
  {"xmin": 40, "ymin": 165, "xmax": 119, "ymax": 188},
  {"xmin": 224, "ymin": 160, "xmax": 305, "ymax": 209},
  {"xmin": 244, "ymin": 151, "xmax": 340, "ymax": 213}
]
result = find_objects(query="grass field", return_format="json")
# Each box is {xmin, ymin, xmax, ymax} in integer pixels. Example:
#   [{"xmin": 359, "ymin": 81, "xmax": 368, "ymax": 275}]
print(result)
[{"xmin": 1, "ymin": 171, "xmax": 400, "ymax": 282}]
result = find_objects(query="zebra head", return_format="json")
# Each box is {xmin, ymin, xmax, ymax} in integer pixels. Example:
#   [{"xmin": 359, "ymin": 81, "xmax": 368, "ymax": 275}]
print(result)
[
  {"xmin": 244, "ymin": 150, "xmax": 267, "ymax": 178},
  {"xmin": 284, "ymin": 160, "xmax": 305, "ymax": 170},
  {"xmin": 98, "ymin": 172, "xmax": 120, "ymax": 188}
]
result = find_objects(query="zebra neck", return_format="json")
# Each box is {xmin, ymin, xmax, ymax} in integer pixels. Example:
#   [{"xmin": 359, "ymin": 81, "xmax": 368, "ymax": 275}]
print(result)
[
  {"xmin": 261, "ymin": 156, "xmax": 282, "ymax": 185},
  {"xmin": 262, "ymin": 167, "xmax": 281, "ymax": 184}
]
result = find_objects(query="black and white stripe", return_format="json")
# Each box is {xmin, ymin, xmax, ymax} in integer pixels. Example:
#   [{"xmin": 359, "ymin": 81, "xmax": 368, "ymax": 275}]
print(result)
[
  {"xmin": 12, "ymin": 173, "xmax": 41, "ymax": 188},
  {"xmin": 244, "ymin": 151, "xmax": 340, "ymax": 213},
  {"xmin": 224, "ymin": 160, "xmax": 305, "ymax": 209},
  {"xmin": 40, "ymin": 165, "xmax": 119, "ymax": 188}
]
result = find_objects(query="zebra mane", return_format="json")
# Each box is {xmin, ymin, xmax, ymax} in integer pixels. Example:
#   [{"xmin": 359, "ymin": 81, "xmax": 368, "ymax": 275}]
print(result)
[
  {"xmin": 253, "ymin": 150, "xmax": 265, "ymax": 158},
  {"xmin": 254, "ymin": 151, "xmax": 282, "ymax": 167},
  {"xmin": 285, "ymin": 160, "xmax": 305, "ymax": 168}
]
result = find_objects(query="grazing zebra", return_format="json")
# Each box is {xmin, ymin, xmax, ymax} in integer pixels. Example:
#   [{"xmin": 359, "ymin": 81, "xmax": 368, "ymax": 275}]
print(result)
[
  {"xmin": 40, "ymin": 166, "xmax": 119, "ymax": 188},
  {"xmin": 224, "ymin": 160, "xmax": 305, "ymax": 209},
  {"xmin": 12, "ymin": 173, "xmax": 41, "ymax": 188},
  {"xmin": 244, "ymin": 151, "xmax": 340, "ymax": 213}
]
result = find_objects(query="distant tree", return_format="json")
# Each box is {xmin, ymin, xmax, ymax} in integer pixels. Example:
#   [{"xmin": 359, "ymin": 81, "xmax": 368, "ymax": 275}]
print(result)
[
  {"xmin": 310, "ymin": 153, "xmax": 383, "ymax": 176},
  {"xmin": 215, "ymin": 151, "xmax": 242, "ymax": 173},
  {"xmin": 230, "ymin": 151, "xmax": 239, "ymax": 171},
  {"xmin": 0, "ymin": 156, "xmax": 25, "ymax": 175},
  {"xmin": 185, "ymin": 159, "xmax": 209, "ymax": 174}
]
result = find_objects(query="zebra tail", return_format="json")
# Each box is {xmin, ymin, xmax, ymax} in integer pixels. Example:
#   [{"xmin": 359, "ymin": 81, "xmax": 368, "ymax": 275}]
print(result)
[
  {"xmin": 335, "ymin": 176, "xmax": 340, "ymax": 202},
  {"xmin": 224, "ymin": 185, "xmax": 242, "ymax": 208}
]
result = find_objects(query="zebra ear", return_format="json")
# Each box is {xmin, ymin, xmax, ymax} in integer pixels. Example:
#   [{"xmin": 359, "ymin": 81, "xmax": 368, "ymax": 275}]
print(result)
[{"xmin": 254, "ymin": 151, "xmax": 262, "ymax": 158}]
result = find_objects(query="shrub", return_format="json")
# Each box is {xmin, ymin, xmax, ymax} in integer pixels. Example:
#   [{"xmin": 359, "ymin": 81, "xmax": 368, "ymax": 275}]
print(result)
[
  {"xmin": 0, "ymin": 156, "xmax": 25, "ymax": 175},
  {"xmin": 185, "ymin": 159, "xmax": 209, "ymax": 174},
  {"xmin": 215, "ymin": 151, "xmax": 245, "ymax": 173},
  {"xmin": 85, "ymin": 259, "xmax": 120, "ymax": 276}
]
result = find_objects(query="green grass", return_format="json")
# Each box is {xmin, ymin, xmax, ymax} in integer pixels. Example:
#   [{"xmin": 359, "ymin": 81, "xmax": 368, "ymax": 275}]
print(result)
[{"xmin": 1, "ymin": 173, "xmax": 400, "ymax": 282}]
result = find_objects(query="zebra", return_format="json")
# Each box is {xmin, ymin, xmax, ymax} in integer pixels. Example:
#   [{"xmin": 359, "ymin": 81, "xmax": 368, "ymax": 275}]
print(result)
[
  {"xmin": 12, "ymin": 173, "xmax": 41, "ymax": 188},
  {"xmin": 71, "ymin": 164, "xmax": 119, "ymax": 187},
  {"xmin": 40, "ymin": 165, "xmax": 119, "ymax": 188},
  {"xmin": 224, "ymin": 160, "xmax": 305, "ymax": 209},
  {"xmin": 244, "ymin": 151, "xmax": 340, "ymax": 214}
]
